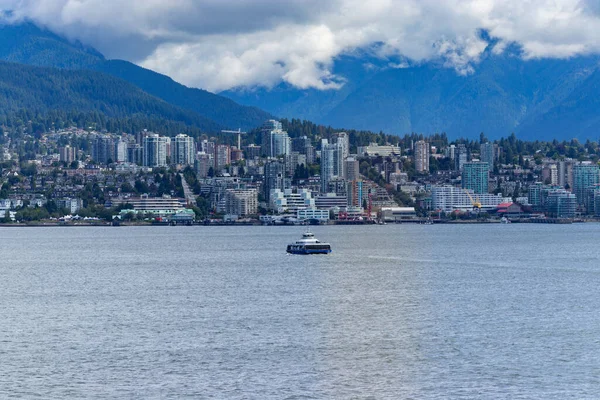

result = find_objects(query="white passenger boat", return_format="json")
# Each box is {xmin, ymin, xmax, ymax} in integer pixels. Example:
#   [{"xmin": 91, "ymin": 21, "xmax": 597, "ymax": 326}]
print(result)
[{"xmin": 286, "ymin": 232, "xmax": 332, "ymax": 255}]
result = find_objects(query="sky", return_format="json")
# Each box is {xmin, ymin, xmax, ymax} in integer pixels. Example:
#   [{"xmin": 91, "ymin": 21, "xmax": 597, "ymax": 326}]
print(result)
[{"xmin": 2, "ymin": 0, "xmax": 600, "ymax": 92}]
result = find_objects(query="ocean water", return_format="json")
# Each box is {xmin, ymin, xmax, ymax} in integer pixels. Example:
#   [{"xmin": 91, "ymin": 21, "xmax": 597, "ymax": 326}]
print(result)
[{"xmin": 1, "ymin": 224, "xmax": 600, "ymax": 399}]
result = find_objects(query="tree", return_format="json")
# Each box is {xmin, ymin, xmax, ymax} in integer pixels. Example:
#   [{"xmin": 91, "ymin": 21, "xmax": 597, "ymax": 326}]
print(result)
[{"xmin": 2, "ymin": 210, "xmax": 11, "ymax": 223}]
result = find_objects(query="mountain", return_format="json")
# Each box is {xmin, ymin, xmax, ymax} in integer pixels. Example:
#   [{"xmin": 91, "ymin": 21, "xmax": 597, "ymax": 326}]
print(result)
[
  {"xmin": 0, "ymin": 22, "xmax": 103, "ymax": 69},
  {"xmin": 223, "ymin": 51, "xmax": 600, "ymax": 140},
  {"xmin": 94, "ymin": 60, "xmax": 270, "ymax": 132},
  {"xmin": 0, "ymin": 60, "xmax": 222, "ymax": 132},
  {"xmin": 0, "ymin": 22, "xmax": 273, "ymax": 130}
]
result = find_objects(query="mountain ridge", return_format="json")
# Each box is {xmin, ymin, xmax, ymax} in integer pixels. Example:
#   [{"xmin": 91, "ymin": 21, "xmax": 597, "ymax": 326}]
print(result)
[
  {"xmin": 0, "ymin": 22, "xmax": 273, "ymax": 131},
  {"xmin": 223, "ymin": 52, "xmax": 600, "ymax": 140}
]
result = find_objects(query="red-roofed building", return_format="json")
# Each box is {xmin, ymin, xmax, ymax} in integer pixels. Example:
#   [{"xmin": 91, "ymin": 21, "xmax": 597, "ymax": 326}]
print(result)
[{"xmin": 497, "ymin": 202, "xmax": 524, "ymax": 218}]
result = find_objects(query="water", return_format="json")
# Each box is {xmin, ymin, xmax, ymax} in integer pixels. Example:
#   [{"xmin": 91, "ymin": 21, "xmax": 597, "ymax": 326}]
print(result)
[{"xmin": 1, "ymin": 224, "xmax": 600, "ymax": 399}]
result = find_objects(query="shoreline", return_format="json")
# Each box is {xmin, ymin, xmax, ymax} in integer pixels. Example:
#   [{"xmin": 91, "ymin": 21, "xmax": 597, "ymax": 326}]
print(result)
[{"xmin": 0, "ymin": 220, "xmax": 596, "ymax": 227}]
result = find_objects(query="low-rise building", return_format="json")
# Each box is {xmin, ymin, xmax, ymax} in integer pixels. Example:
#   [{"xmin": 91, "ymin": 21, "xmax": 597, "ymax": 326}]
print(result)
[
  {"xmin": 315, "ymin": 193, "xmax": 349, "ymax": 210},
  {"xmin": 381, "ymin": 207, "xmax": 417, "ymax": 222},
  {"xmin": 297, "ymin": 208, "xmax": 330, "ymax": 222},
  {"xmin": 270, "ymin": 189, "xmax": 314, "ymax": 213},
  {"xmin": 432, "ymin": 185, "xmax": 510, "ymax": 213}
]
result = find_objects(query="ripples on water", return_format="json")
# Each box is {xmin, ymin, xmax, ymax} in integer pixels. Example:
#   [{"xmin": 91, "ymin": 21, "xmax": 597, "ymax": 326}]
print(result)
[{"xmin": 1, "ymin": 224, "xmax": 600, "ymax": 399}]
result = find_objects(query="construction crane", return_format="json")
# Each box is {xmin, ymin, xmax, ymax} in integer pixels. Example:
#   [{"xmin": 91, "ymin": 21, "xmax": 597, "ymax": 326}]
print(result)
[
  {"xmin": 221, "ymin": 129, "xmax": 247, "ymax": 150},
  {"xmin": 463, "ymin": 189, "xmax": 482, "ymax": 210}
]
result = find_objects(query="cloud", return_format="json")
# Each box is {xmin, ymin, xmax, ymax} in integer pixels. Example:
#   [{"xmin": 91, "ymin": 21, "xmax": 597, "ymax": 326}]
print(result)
[{"xmin": 1, "ymin": 0, "xmax": 600, "ymax": 91}]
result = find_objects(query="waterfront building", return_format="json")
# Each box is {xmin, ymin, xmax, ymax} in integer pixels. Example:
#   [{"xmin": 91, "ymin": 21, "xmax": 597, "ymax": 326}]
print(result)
[
  {"xmin": 594, "ymin": 190, "xmax": 600, "ymax": 217},
  {"xmin": 55, "ymin": 198, "xmax": 83, "ymax": 214},
  {"xmin": 572, "ymin": 163, "xmax": 599, "ymax": 207},
  {"xmin": 545, "ymin": 190, "xmax": 577, "ymax": 218},
  {"xmin": 381, "ymin": 207, "xmax": 418, "ymax": 222},
  {"xmin": 173, "ymin": 134, "xmax": 195, "ymax": 166},
  {"xmin": 296, "ymin": 208, "xmax": 330, "ymax": 223},
  {"xmin": 414, "ymin": 140, "xmax": 430, "ymax": 173},
  {"xmin": 315, "ymin": 193, "xmax": 349, "ymax": 210},
  {"xmin": 431, "ymin": 185, "xmax": 510, "ymax": 213},
  {"xmin": 270, "ymin": 189, "xmax": 314, "ymax": 213},
  {"xmin": 462, "ymin": 162, "xmax": 489, "ymax": 194},
  {"xmin": 528, "ymin": 182, "xmax": 544, "ymax": 211},
  {"xmin": 115, "ymin": 194, "xmax": 186, "ymax": 217},
  {"xmin": 224, "ymin": 189, "xmax": 258, "ymax": 216}
]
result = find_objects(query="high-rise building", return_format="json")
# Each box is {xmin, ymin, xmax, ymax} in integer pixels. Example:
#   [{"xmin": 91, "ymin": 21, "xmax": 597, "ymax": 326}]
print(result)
[
  {"xmin": 335, "ymin": 132, "xmax": 350, "ymax": 161},
  {"xmin": 59, "ymin": 145, "xmax": 76, "ymax": 164},
  {"xmin": 462, "ymin": 162, "xmax": 490, "ymax": 194},
  {"xmin": 345, "ymin": 157, "xmax": 360, "ymax": 182},
  {"xmin": 480, "ymin": 142, "xmax": 496, "ymax": 166},
  {"xmin": 446, "ymin": 144, "xmax": 456, "ymax": 160},
  {"xmin": 243, "ymin": 144, "xmax": 261, "ymax": 159},
  {"xmin": 127, "ymin": 143, "xmax": 142, "ymax": 165},
  {"xmin": 264, "ymin": 160, "xmax": 286, "ymax": 202},
  {"xmin": 173, "ymin": 134, "xmax": 195, "ymax": 166},
  {"xmin": 541, "ymin": 164, "xmax": 558, "ymax": 185},
  {"xmin": 347, "ymin": 180, "xmax": 364, "ymax": 207},
  {"xmin": 528, "ymin": 182, "xmax": 544, "ymax": 210},
  {"xmin": 195, "ymin": 152, "xmax": 212, "ymax": 178},
  {"xmin": 92, "ymin": 136, "xmax": 115, "ymax": 164},
  {"xmin": 116, "ymin": 140, "xmax": 128, "ymax": 163},
  {"xmin": 200, "ymin": 140, "xmax": 215, "ymax": 156},
  {"xmin": 455, "ymin": 144, "xmax": 468, "ymax": 171},
  {"xmin": 261, "ymin": 120, "xmax": 291, "ymax": 157},
  {"xmin": 292, "ymin": 136, "xmax": 311, "ymax": 153},
  {"xmin": 558, "ymin": 160, "xmax": 574, "ymax": 188},
  {"xmin": 573, "ymin": 163, "xmax": 599, "ymax": 207},
  {"xmin": 143, "ymin": 134, "xmax": 168, "ymax": 167},
  {"xmin": 320, "ymin": 139, "xmax": 344, "ymax": 193},
  {"xmin": 214, "ymin": 144, "xmax": 231, "ymax": 170},
  {"xmin": 414, "ymin": 140, "xmax": 430, "ymax": 173}
]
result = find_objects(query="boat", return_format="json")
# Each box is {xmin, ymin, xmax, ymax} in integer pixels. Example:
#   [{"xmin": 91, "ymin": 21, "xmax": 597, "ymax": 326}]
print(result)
[
  {"xmin": 286, "ymin": 231, "xmax": 332, "ymax": 255},
  {"xmin": 501, "ymin": 217, "xmax": 511, "ymax": 224}
]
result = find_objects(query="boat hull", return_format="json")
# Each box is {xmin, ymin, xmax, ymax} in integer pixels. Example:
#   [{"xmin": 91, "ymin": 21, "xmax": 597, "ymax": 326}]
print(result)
[{"xmin": 287, "ymin": 249, "xmax": 331, "ymax": 255}]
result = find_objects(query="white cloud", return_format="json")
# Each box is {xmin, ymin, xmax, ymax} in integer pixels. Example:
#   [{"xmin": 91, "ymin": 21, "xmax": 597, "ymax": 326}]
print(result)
[{"xmin": 1, "ymin": 0, "xmax": 600, "ymax": 91}]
